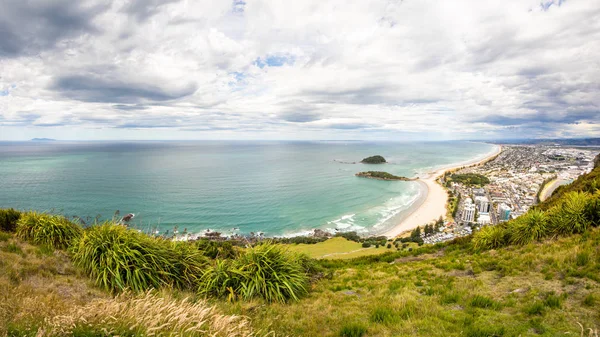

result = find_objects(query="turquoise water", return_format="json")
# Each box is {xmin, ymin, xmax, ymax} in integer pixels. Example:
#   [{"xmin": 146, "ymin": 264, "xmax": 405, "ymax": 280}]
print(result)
[{"xmin": 0, "ymin": 141, "xmax": 495, "ymax": 236}]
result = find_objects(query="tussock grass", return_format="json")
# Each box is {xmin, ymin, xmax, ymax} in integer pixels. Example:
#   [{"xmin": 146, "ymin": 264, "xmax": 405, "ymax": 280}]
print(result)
[
  {"xmin": 339, "ymin": 323, "xmax": 367, "ymax": 337},
  {"xmin": 15, "ymin": 212, "xmax": 82, "ymax": 249},
  {"xmin": 199, "ymin": 243, "xmax": 309, "ymax": 303},
  {"xmin": 508, "ymin": 210, "xmax": 548, "ymax": 245},
  {"xmin": 469, "ymin": 295, "xmax": 500, "ymax": 310},
  {"xmin": 71, "ymin": 222, "xmax": 205, "ymax": 292},
  {"xmin": 0, "ymin": 208, "xmax": 21, "ymax": 232},
  {"xmin": 44, "ymin": 291, "xmax": 255, "ymax": 337},
  {"xmin": 550, "ymin": 192, "xmax": 592, "ymax": 235},
  {"xmin": 369, "ymin": 306, "xmax": 398, "ymax": 324},
  {"xmin": 473, "ymin": 225, "xmax": 507, "ymax": 251}
]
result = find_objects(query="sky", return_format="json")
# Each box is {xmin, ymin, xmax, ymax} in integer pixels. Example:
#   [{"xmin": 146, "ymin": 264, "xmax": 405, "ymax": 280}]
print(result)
[{"xmin": 0, "ymin": 0, "xmax": 599, "ymax": 141}]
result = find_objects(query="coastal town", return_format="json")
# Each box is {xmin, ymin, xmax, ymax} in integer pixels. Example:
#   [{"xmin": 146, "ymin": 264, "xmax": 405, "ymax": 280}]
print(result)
[{"xmin": 423, "ymin": 145, "xmax": 598, "ymax": 244}]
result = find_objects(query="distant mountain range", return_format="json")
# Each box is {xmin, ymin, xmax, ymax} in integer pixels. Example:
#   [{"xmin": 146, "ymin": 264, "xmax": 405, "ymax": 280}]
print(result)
[{"xmin": 492, "ymin": 138, "xmax": 600, "ymax": 146}]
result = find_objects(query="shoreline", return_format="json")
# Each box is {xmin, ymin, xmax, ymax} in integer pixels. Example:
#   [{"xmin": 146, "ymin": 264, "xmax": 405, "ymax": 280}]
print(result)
[{"xmin": 382, "ymin": 144, "xmax": 503, "ymax": 238}]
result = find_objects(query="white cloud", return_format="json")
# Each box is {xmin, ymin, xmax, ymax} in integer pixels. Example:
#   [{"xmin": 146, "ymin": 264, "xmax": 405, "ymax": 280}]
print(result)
[{"xmin": 0, "ymin": 0, "xmax": 599, "ymax": 140}]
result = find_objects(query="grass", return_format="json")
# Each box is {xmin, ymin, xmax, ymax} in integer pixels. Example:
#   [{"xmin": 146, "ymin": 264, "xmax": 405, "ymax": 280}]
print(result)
[
  {"xmin": 0, "ymin": 208, "xmax": 21, "ymax": 232},
  {"xmin": 219, "ymin": 227, "xmax": 600, "ymax": 336},
  {"xmin": 16, "ymin": 212, "xmax": 82, "ymax": 249},
  {"xmin": 339, "ymin": 323, "xmax": 367, "ymax": 337},
  {"xmin": 200, "ymin": 243, "xmax": 309, "ymax": 303},
  {"xmin": 70, "ymin": 222, "xmax": 205, "ymax": 292},
  {"xmin": 286, "ymin": 237, "xmax": 393, "ymax": 259},
  {"xmin": 472, "ymin": 224, "xmax": 507, "ymax": 250},
  {"xmin": 0, "ymin": 232, "xmax": 259, "ymax": 337}
]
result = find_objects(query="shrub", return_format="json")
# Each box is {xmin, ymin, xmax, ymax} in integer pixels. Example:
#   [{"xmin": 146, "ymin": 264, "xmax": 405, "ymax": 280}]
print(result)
[
  {"xmin": 200, "ymin": 243, "xmax": 309, "ymax": 303},
  {"xmin": 196, "ymin": 239, "xmax": 238, "ymax": 259},
  {"xmin": 472, "ymin": 225, "xmax": 507, "ymax": 251},
  {"xmin": 583, "ymin": 192, "xmax": 600, "ymax": 227},
  {"xmin": 339, "ymin": 323, "xmax": 367, "ymax": 337},
  {"xmin": 550, "ymin": 192, "xmax": 592, "ymax": 235},
  {"xmin": 0, "ymin": 208, "xmax": 21, "ymax": 232},
  {"xmin": 71, "ymin": 223, "xmax": 205, "ymax": 292},
  {"xmin": 508, "ymin": 210, "xmax": 548, "ymax": 245},
  {"xmin": 16, "ymin": 212, "xmax": 82, "ymax": 249},
  {"xmin": 199, "ymin": 259, "xmax": 242, "ymax": 301},
  {"xmin": 361, "ymin": 242, "xmax": 371, "ymax": 248}
]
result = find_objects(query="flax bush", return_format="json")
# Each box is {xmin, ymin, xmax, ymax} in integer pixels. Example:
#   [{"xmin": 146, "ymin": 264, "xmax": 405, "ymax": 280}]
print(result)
[
  {"xmin": 15, "ymin": 212, "xmax": 81, "ymax": 249},
  {"xmin": 199, "ymin": 242, "xmax": 309, "ymax": 303},
  {"xmin": 508, "ymin": 210, "xmax": 549, "ymax": 245},
  {"xmin": 472, "ymin": 225, "xmax": 508, "ymax": 251},
  {"xmin": 70, "ymin": 223, "xmax": 205, "ymax": 292}
]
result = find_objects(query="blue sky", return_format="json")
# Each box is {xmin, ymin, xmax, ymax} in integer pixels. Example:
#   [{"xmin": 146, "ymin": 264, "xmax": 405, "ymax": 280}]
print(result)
[{"xmin": 0, "ymin": 0, "xmax": 599, "ymax": 140}]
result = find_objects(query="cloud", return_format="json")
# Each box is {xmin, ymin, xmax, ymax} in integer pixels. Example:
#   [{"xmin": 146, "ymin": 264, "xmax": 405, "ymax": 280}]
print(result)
[
  {"xmin": 1, "ymin": 0, "xmax": 599, "ymax": 140},
  {"xmin": 50, "ymin": 75, "xmax": 197, "ymax": 104},
  {"xmin": 0, "ymin": 0, "xmax": 109, "ymax": 57}
]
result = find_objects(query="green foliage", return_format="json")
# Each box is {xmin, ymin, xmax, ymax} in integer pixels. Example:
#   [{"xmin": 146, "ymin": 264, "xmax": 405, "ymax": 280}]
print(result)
[
  {"xmin": 543, "ymin": 292, "xmax": 561, "ymax": 309},
  {"xmin": 507, "ymin": 210, "xmax": 548, "ymax": 245},
  {"xmin": 524, "ymin": 301, "xmax": 545, "ymax": 315},
  {"xmin": 361, "ymin": 242, "xmax": 371, "ymax": 248},
  {"xmin": 583, "ymin": 294, "xmax": 595, "ymax": 306},
  {"xmin": 274, "ymin": 236, "xmax": 328, "ymax": 245},
  {"xmin": 583, "ymin": 192, "xmax": 600, "ymax": 227},
  {"xmin": 469, "ymin": 295, "xmax": 500, "ymax": 310},
  {"xmin": 195, "ymin": 239, "xmax": 238, "ymax": 259},
  {"xmin": 339, "ymin": 323, "xmax": 367, "ymax": 337},
  {"xmin": 0, "ymin": 208, "xmax": 21, "ymax": 232},
  {"xmin": 199, "ymin": 243, "xmax": 309, "ymax": 303},
  {"xmin": 447, "ymin": 173, "xmax": 490, "ymax": 186},
  {"xmin": 550, "ymin": 192, "xmax": 592, "ymax": 235},
  {"xmin": 334, "ymin": 231, "xmax": 361, "ymax": 243},
  {"xmin": 356, "ymin": 171, "xmax": 411, "ymax": 180},
  {"xmin": 464, "ymin": 325, "xmax": 505, "ymax": 337},
  {"xmin": 15, "ymin": 212, "xmax": 82, "ymax": 249},
  {"xmin": 472, "ymin": 225, "xmax": 507, "ymax": 250},
  {"xmin": 360, "ymin": 155, "xmax": 386, "ymax": 164},
  {"xmin": 70, "ymin": 223, "xmax": 205, "ymax": 292},
  {"xmin": 370, "ymin": 307, "xmax": 397, "ymax": 324}
]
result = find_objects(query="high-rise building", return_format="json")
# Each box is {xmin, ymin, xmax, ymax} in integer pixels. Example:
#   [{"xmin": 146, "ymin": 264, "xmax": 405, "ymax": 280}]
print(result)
[
  {"xmin": 462, "ymin": 198, "xmax": 476, "ymax": 223},
  {"xmin": 498, "ymin": 203, "xmax": 511, "ymax": 221},
  {"xmin": 475, "ymin": 196, "xmax": 490, "ymax": 213}
]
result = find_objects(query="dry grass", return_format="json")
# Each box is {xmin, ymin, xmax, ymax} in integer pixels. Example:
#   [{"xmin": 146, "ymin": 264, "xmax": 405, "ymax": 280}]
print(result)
[
  {"xmin": 44, "ymin": 291, "xmax": 255, "ymax": 337},
  {"xmin": 0, "ymin": 232, "xmax": 261, "ymax": 337}
]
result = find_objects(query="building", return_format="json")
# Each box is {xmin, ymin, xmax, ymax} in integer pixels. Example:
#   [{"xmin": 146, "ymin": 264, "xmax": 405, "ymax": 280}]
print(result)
[
  {"xmin": 498, "ymin": 203, "xmax": 511, "ymax": 221},
  {"xmin": 478, "ymin": 213, "xmax": 491, "ymax": 225},
  {"xmin": 474, "ymin": 196, "xmax": 490, "ymax": 213},
  {"xmin": 462, "ymin": 198, "xmax": 476, "ymax": 223}
]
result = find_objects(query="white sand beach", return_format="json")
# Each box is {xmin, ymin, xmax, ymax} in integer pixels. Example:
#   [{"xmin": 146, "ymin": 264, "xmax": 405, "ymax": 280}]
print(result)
[{"xmin": 383, "ymin": 145, "xmax": 502, "ymax": 238}]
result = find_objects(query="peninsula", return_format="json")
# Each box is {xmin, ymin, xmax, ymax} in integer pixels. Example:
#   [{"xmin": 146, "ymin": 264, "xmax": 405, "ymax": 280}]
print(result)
[
  {"xmin": 360, "ymin": 155, "xmax": 386, "ymax": 164},
  {"xmin": 355, "ymin": 171, "xmax": 415, "ymax": 181}
]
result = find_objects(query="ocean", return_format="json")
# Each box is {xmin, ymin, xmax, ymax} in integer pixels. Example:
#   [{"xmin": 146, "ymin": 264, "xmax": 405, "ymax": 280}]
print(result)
[{"xmin": 0, "ymin": 141, "xmax": 496, "ymax": 237}]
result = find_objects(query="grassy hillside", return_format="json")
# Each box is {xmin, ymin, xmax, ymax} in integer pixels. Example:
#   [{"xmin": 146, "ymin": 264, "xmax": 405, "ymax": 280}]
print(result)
[
  {"xmin": 221, "ymin": 229, "xmax": 600, "ymax": 336},
  {"xmin": 1, "ymin": 162, "xmax": 599, "ymax": 336}
]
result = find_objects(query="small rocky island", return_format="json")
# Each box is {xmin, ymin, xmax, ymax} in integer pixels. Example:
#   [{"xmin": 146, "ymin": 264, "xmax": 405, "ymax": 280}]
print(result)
[
  {"xmin": 355, "ymin": 171, "xmax": 416, "ymax": 181},
  {"xmin": 360, "ymin": 155, "xmax": 386, "ymax": 164}
]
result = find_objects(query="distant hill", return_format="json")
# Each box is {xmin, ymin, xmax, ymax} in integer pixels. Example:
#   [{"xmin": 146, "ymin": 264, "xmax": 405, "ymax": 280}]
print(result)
[
  {"xmin": 493, "ymin": 138, "xmax": 600, "ymax": 146},
  {"xmin": 30, "ymin": 138, "xmax": 56, "ymax": 142},
  {"xmin": 360, "ymin": 155, "xmax": 386, "ymax": 164}
]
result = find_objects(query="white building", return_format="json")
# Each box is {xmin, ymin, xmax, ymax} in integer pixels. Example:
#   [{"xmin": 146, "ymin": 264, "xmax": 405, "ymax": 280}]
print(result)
[
  {"xmin": 474, "ymin": 196, "xmax": 490, "ymax": 213},
  {"xmin": 462, "ymin": 198, "xmax": 476, "ymax": 223}
]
